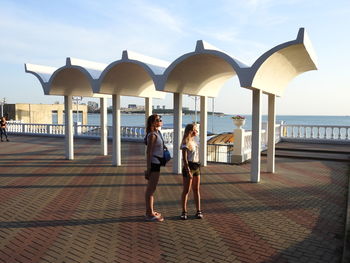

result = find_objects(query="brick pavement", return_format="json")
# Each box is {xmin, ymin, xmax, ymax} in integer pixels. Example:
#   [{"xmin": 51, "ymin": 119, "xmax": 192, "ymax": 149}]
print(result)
[{"xmin": 0, "ymin": 135, "xmax": 349, "ymax": 263}]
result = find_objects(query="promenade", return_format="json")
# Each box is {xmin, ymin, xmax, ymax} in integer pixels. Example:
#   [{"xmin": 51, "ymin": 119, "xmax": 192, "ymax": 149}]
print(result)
[{"xmin": 0, "ymin": 135, "xmax": 349, "ymax": 263}]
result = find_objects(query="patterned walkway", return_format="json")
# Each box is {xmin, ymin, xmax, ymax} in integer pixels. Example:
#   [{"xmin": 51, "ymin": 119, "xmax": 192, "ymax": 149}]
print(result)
[{"xmin": 0, "ymin": 135, "xmax": 349, "ymax": 263}]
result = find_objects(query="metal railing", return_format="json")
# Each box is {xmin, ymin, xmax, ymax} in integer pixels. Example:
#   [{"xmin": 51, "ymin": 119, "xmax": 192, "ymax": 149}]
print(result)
[{"xmin": 207, "ymin": 144, "xmax": 234, "ymax": 163}]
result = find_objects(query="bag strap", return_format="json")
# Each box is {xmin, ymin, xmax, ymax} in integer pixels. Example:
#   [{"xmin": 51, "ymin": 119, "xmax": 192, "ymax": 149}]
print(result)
[{"xmin": 158, "ymin": 130, "xmax": 167, "ymax": 150}]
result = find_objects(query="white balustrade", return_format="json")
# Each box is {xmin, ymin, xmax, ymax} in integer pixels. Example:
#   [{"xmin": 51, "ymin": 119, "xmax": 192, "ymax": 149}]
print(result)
[
  {"xmin": 6, "ymin": 123, "xmax": 151, "ymax": 141},
  {"xmin": 281, "ymin": 124, "xmax": 350, "ymax": 143},
  {"xmin": 7, "ymin": 121, "xmax": 350, "ymax": 164}
]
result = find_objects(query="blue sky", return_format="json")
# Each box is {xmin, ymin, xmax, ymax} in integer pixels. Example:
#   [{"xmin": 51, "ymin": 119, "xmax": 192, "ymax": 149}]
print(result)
[{"xmin": 0, "ymin": 0, "xmax": 349, "ymax": 115}]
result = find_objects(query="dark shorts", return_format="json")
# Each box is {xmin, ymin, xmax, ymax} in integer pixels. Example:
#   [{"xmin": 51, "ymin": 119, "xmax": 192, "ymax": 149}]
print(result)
[
  {"xmin": 150, "ymin": 163, "xmax": 161, "ymax": 172},
  {"xmin": 182, "ymin": 162, "xmax": 201, "ymax": 178}
]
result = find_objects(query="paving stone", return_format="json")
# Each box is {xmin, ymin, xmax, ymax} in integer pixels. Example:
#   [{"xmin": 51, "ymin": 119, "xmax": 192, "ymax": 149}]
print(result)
[{"xmin": 0, "ymin": 136, "xmax": 348, "ymax": 263}]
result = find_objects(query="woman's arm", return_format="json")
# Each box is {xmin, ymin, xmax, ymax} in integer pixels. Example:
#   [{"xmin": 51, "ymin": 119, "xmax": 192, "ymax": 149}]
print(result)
[
  {"xmin": 182, "ymin": 148, "xmax": 191, "ymax": 176},
  {"xmin": 146, "ymin": 134, "xmax": 157, "ymax": 173}
]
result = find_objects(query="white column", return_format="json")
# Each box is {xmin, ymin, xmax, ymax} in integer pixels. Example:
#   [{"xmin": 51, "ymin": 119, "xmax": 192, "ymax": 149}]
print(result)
[
  {"xmin": 145, "ymin": 97, "xmax": 152, "ymax": 127},
  {"xmin": 100, "ymin": 97, "xmax": 108, "ymax": 156},
  {"xmin": 64, "ymin": 95, "xmax": 74, "ymax": 160},
  {"xmin": 173, "ymin": 93, "xmax": 182, "ymax": 174},
  {"xmin": 251, "ymin": 89, "xmax": 262, "ymax": 183},
  {"xmin": 232, "ymin": 127, "xmax": 245, "ymax": 164},
  {"xmin": 112, "ymin": 94, "xmax": 121, "ymax": 166},
  {"xmin": 267, "ymin": 94, "xmax": 276, "ymax": 173},
  {"xmin": 200, "ymin": 96, "xmax": 207, "ymax": 166}
]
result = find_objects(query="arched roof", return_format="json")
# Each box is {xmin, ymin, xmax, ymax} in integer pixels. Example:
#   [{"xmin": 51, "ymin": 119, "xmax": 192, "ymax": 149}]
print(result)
[
  {"xmin": 159, "ymin": 40, "xmax": 249, "ymax": 97},
  {"xmin": 97, "ymin": 50, "xmax": 167, "ymax": 99},
  {"xmin": 25, "ymin": 28, "xmax": 318, "ymax": 99},
  {"xmin": 25, "ymin": 58, "xmax": 108, "ymax": 97},
  {"xmin": 48, "ymin": 64, "xmax": 95, "ymax": 97},
  {"xmin": 242, "ymin": 28, "xmax": 318, "ymax": 96},
  {"xmin": 25, "ymin": 63, "xmax": 57, "ymax": 95}
]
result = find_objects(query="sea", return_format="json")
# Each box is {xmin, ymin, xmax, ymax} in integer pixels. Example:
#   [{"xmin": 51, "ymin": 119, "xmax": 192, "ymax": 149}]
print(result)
[{"xmin": 87, "ymin": 113, "xmax": 350, "ymax": 135}]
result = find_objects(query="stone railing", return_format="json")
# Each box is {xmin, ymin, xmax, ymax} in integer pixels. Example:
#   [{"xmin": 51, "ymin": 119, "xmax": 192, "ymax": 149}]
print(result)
[
  {"xmin": 208, "ymin": 123, "xmax": 282, "ymax": 164},
  {"xmin": 280, "ymin": 124, "xmax": 350, "ymax": 144},
  {"xmin": 6, "ymin": 122, "xmax": 176, "ymax": 144},
  {"xmin": 7, "ymin": 123, "xmax": 65, "ymax": 136}
]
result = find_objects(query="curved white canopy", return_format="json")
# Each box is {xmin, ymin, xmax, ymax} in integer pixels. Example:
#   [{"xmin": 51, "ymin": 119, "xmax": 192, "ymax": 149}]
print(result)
[
  {"xmin": 97, "ymin": 50, "xmax": 167, "ymax": 99},
  {"xmin": 159, "ymin": 40, "xmax": 248, "ymax": 97},
  {"xmin": 24, "ymin": 63, "xmax": 57, "ymax": 95},
  {"xmin": 25, "ymin": 58, "xmax": 108, "ymax": 97},
  {"xmin": 243, "ymin": 28, "xmax": 318, "ymax": 96},
  {"xmin": 26, "ymin": 28, "xmax": 317, "ymax": 98},
  {"xmin": 95, "ymin": 50, "xmax": 168, "ymax": 98}
]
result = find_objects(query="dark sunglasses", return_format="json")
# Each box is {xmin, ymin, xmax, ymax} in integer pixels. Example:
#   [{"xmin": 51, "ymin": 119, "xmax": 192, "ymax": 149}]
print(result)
[{"xmin": 154, "ymin": 115, "xmax": 162, "ymax": 122}]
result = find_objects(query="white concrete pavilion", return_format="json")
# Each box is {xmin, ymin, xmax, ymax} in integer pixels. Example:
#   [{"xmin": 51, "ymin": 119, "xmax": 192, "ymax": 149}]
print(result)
[
  {"xmin": 25, "ymin": 27, "xmax": 317, "ymax": 182},
  {"xmin": 95, "ymin": 50, "xmax": 167, "ymax": 166},
  {"xmin": 25, "ymin": 58, "xmax": 111, "ymax": 160},
  {"xmin": 158, "ymin": 27, "xmax": 317, "ymax": 182}
]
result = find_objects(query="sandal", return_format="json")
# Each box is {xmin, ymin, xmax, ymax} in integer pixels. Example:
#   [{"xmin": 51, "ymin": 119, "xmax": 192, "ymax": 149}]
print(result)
[
  {"xmin": 180, "ymin": 211, "xmax": 188, "ymax": 220},
  {"xmin": 145, "ymin": 215, "xmax": 164, "ymax": 222},
  {"xmin": 195, "ymin": 211, "xmax": 203, "ymax": 219},
  {"xmin": 154, "ymin": 211, "xmax": 162, "ymax": 218}
]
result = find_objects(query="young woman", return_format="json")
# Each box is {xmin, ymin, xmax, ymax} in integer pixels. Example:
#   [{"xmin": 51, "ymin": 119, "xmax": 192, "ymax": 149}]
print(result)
[
  {"xmin": 180, "ymin": 123, "xmax": 203, "ymax": 220},
  {"xmin": 144, "ymin": 114, "xmax": 164, "ymax": 222},
  {"xmin": 0, "ymin": 117, "xmax": 9, "ymax": 142}
]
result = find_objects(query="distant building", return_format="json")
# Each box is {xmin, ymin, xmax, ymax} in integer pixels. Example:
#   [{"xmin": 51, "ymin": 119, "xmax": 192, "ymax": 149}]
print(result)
[
  {"xmin": 162, "ymin": 105, "xmax": 166, "ymax": 109},
  {"xmin": 3, "ymin": 103, "xmax": 88, "ymax": 124},
  {"xmin": 128, "ymin": 104, "xmax": 137, "ymax": 109}
]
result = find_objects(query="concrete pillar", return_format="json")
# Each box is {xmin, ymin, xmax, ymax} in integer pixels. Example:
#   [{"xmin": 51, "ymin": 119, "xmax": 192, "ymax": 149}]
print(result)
[
  {"xmin": 112, "ymin": 94, "xmax": 121, "ymax": 166},
  {"xmin": 267, "ymin": 94, "xmax": 276, "ymax": 173},
  {"xmin": 251, "ymin": 89, "xmax": 262, "ymax": 183},
  {"xmin": 100, "ymin": 97, "xmax": 108, "ymax": 156},
  {"xmin": 64, "ymin": 95, "xmax": 74, "ymax": 160},
  {"xmin": 145, "ymin": 97, "xmax": 152, "ymax": 127},
  {"xmin": 232, "ymin": 127, "xmax": 245, "ymax": 163},
  {"xmin": 200, "ymin": 96, "xmax": 207, "ymax": 166},
  {"xmin": 173, "ymin": 93, "xmax": 182, "ymax": 174}
]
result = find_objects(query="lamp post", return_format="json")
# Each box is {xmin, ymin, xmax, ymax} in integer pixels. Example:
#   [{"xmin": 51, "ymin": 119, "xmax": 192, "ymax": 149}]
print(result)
[
  {"xmin": 188, "ymin": 95, "xmax": 198, "ymax": 123},
  {"xmin": 0, "ymin": 97, "xmax": 6, "ymax": 117},
  {"xmin": 72, "ymin": 96, "xmax": 82, "ymax": 123}
]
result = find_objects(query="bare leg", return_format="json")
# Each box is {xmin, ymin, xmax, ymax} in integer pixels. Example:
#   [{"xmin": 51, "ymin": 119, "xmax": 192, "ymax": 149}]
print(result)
[
  {"xmin": 181, "ymin": 176, "xmax": 192, "ymax": 212},
  {"xmin": 192, "ymin": 176, "xmax": 201, "ymax": 212},
  {"xmin": 145, "ymin": 171, "xmax": 160, "ymax": 216}
]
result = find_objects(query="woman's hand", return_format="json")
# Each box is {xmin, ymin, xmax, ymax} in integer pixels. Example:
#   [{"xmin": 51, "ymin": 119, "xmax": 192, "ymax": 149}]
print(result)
[
  {"xmin": 185, "ymin": 167, "xmax": 193, "ymax": 178},
  {"xmin": 144, "ymin": 169, "xmax": 151, "ymax": 180}
]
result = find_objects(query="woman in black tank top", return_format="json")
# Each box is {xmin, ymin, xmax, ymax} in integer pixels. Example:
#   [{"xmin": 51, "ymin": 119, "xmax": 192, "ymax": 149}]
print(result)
[{"xmin": 144, "ymin": 114, "xmax": 164, "ymax": 222}]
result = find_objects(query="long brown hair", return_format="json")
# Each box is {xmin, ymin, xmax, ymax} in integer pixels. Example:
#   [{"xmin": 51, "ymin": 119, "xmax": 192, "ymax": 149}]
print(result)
[
  {"xmin": 181, "ymin": 123, "xmax": 197, "ymax": 150},
  {"xmin": 146, "ymin": 114, "xmax": 159, "ymax": 134}
]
